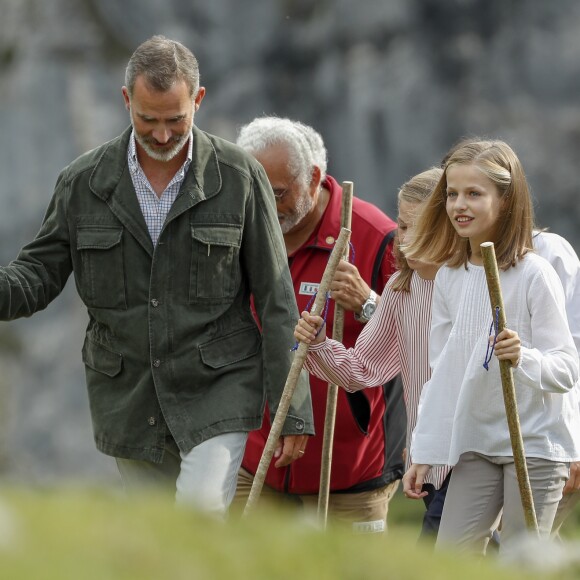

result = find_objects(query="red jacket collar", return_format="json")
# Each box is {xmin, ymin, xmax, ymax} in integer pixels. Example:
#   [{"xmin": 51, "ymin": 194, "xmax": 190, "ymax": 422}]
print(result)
[{"xmin": 301, "ymin": 175, "xmax": 343, "ymax": 252}]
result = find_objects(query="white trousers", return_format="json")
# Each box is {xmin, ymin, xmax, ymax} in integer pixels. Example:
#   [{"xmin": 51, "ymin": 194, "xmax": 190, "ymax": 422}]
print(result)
[{"xmin": 116, "ymin": 432, "xmax": 248, "ymax": 517}]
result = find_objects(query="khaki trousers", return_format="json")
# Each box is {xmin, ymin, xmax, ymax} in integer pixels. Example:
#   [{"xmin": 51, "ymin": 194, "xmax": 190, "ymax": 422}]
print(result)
[
  {"xmin": 436, "ymin": 452, "xmax": 568, "ymax": 556},
  {"xmin": 552, "ymin": 489, "xmax": 580, "ymax": 537},
  {"xmin": 234, "ymin": 467, "xmax": 399, "ymax": 533}
]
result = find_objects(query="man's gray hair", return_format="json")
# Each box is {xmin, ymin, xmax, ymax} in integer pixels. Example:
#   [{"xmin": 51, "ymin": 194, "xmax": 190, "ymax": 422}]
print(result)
[
  {"xmin": 125, "ymin": 35, "xmax": 200, "ymax": 98},
  {"xmin": 237, "ymin": 117, "xmax": 327, "ymax": 191}
]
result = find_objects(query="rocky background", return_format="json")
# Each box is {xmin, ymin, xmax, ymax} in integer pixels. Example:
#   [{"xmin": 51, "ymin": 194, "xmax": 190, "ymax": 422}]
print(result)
[{"xmin": 0, "ymin": 0, "xmax": 579, "ymax": 486}]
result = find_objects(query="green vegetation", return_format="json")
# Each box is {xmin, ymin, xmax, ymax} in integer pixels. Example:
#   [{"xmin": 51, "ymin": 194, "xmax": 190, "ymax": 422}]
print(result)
[{"xmin": 0, "ymin": 487, "xmax": 577, "ymax": 579}]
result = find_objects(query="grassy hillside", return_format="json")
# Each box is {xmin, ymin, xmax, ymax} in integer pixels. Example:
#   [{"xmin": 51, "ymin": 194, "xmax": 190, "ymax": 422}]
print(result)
[{"xmin": 0, "ymin": 488, "xmax": 577, "ymax": 579}]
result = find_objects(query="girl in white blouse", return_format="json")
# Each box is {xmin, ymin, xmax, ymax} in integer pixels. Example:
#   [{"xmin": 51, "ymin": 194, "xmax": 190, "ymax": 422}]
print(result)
[
  {"xmin": 294, "ymin": 167, "xmax": 451, "ymax": 537},
  {"xmin": 401, "ymin": 139, "xmax": 579, "ymax": 555}
]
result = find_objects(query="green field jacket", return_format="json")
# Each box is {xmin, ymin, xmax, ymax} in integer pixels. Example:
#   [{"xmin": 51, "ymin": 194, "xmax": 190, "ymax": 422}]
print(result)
[{"xmin": 0, "ymin": 126, "xmax": 314, "ymax": 462}]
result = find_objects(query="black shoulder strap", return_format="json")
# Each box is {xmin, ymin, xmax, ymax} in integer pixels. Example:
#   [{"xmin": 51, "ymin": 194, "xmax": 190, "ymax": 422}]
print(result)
[{"xmin": 371, "ymin": 228, "xmax": 397, "ymax": 291}]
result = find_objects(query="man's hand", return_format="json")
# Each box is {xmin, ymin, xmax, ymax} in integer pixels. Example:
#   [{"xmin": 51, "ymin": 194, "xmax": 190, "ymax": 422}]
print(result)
[
  {"xmin": 563, "ymin": 461, "xmax": 580, "ymax": 495},
  {"xmin": 274, "ymin": 435, "xmax": 309, "ymax": 468},
  {"xmin": 402, "ymin": 464, "xmax": 430, "ymax": 499},
  {"xmin": 330, "ymin": 261, "xmax": 375, "ymax": 313}
]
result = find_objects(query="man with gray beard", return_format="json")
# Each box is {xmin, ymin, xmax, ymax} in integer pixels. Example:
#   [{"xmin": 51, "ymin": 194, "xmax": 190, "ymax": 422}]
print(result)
[
  {"xmin": 0, "ymin": 36, "xmax": 313, "ymax": 516},
  {"xmin": 235, "ymin": 117, "xmax": 405, "ymax": 533}
]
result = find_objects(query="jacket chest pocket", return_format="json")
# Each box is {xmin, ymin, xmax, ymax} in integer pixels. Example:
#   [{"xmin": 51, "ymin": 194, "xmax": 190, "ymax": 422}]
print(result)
[
  {"xmin": 189, "ymin": 224, "xmax": 242, "ymax": 302},
  {"xmin": 76, "ymin": 226, "xmax": 127, "ymax": 309}
]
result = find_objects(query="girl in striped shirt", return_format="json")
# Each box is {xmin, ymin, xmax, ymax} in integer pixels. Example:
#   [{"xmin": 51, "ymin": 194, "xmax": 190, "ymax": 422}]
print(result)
[{"xmin": 294, "ymin": 167, "xmax": 449, "ymax": 538}]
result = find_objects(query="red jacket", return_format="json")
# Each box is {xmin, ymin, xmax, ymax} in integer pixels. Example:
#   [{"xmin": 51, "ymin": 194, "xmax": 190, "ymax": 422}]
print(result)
[{"xmin": 242, "ymin": 176, "xmax": 405, "ymax": 494}]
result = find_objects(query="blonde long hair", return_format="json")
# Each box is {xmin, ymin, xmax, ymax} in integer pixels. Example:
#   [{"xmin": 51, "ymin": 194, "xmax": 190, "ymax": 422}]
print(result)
[
  {"xmin": 391, "ymin": 167, "xmax": 443, "ymax": 292},
  {"xmin": 405, "ymin": 140, "xmax": 534, "ymax": 270}
]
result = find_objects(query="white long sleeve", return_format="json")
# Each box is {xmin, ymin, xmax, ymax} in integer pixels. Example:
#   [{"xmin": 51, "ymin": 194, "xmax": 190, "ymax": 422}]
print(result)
[
  {"xmin": 411, "ymin": 254, "xmax": 580, "ymax": 467},
  {"xmin": 533, "ymin": 230, "xmax": 580, "ymax": 357}
]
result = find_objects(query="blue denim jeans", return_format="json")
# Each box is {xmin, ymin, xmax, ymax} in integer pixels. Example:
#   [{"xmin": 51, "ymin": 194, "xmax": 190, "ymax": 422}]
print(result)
[{"xmin": 420, "ymin": 471, "xmax": 451, "ymax": 540}]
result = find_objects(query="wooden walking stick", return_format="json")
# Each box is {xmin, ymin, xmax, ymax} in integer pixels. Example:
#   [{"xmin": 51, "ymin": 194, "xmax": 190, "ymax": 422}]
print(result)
[
  {"xmin": 481, "ymin": 241, "xmax": 538, "ymax": 533},
  {"xmin": 243, "ymin": 227, "xmax": 352, "ymax": 517},
  {"xmin": 317, "ymin": 182, "xmax": 354, "ymax": 528}
]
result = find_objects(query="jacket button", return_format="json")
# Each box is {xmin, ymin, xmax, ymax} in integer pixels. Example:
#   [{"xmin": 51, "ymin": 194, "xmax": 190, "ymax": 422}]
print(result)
[
  {"xmin": 151, "ymin": 299, "xmax": 159, "ymax": 307},
  {"xmin": 148, "ymin": 417, "xmax": 156, "ymax": 426},
  {"xmin": 295, "ymin": 420, "xmax": 304, "ymax": 431},
  {"xmin": 153, "ymin": 359, "xmax": 161, "ymax": 367}
]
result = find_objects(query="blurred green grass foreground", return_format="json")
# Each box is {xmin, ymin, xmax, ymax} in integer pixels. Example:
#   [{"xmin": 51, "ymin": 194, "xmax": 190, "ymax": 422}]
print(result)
[{"xmin": 0, "ymin": 488, "xmax": 578, "ymax": 579}]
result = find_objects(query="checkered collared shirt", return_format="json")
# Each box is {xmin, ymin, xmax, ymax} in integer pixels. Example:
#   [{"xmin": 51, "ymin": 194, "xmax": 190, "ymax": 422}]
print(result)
[{"xmin": 127, "ymin": 131, "xmax": 193, "ymax": 245}]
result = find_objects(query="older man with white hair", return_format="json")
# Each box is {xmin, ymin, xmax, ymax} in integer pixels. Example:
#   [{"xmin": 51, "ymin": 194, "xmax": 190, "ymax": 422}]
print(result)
[{"xmin": 234, "ymin": 117, "xmax": 405, "ymax": 533}]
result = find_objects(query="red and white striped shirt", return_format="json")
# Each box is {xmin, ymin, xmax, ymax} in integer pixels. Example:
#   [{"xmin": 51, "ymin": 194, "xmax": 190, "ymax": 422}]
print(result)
[{"xmin": 306, "ymin": 270, "xmax": 450, "ymax": 488}]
